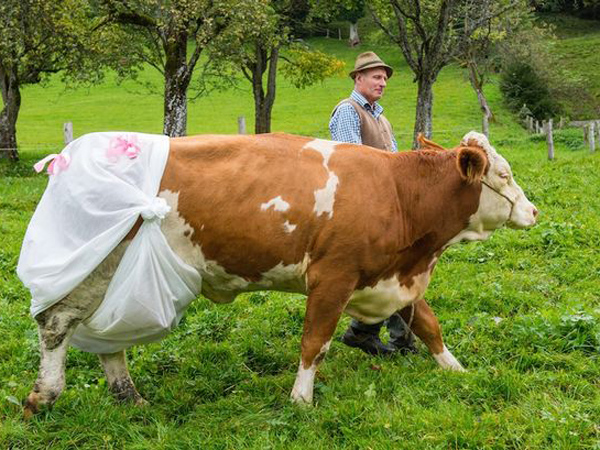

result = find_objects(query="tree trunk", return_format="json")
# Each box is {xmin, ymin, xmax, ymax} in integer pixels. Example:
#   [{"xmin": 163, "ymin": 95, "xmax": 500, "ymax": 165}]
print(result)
[
  {"xmin": 163, "ymin": 75, "xmax": 188, "ymax": 137},
  {"xmin": 252, "ymin": 45, "xmax": 279, "ymax": 134},
  {"xmin": 0, "ymin": 66, "xmax": 21, "ymax": 161},
  {"xmin": 162, "ymin": 35, "xmax": 190, "ymax": 137},
  {"xmin": 348, "ymin": 22, "xmax": 360, "ymax": 47},
  {"xmin": 482, "ymin": 113, "xmax": 489, "ymax": 138},
  {"xmin": 413, "ymin": 77, "xmax": 434, "ymax": 149},
  {"xmin": 467, "ymin": 63, "xmax": 493, "ymax": 138}
]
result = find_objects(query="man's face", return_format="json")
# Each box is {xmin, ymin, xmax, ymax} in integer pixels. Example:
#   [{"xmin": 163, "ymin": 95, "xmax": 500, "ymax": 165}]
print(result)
[{"xmin": 355, "ymin": 68, "xmax": 388, "ymax": 104}]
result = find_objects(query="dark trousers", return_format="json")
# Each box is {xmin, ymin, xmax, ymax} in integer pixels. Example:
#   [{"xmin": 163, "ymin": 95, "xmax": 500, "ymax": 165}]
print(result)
[{"xmin": 350, "ymin": 311, "xmax": 412, "ymax": 343}]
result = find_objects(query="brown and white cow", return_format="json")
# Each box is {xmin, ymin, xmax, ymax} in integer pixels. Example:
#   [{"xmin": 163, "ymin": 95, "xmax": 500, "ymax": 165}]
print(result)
[{"xmin": 24, "ymin": 131, "xmax": 537, "ymax": 416}]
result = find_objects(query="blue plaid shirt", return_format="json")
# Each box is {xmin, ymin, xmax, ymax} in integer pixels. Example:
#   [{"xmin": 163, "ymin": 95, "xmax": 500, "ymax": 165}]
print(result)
[{"xmin": 329, "ymin": 90, "xmax": 398, "ymax": 151}]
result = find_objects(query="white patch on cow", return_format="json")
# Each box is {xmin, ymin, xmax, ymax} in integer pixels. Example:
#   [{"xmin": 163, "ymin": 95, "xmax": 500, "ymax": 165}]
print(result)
[
  {"xmin": 261, "ymin": 195, "xmax": 290, "ymax": 212},
  {"xmin": 444, "ymin": 228, "xmax": 493, "ymax": 248},
  {"xmin": 283, "ymin": 220, "xmax": 297, "ymax": 233},
  {"xmin": 159, "ymin": 190, "xmax": 208, "ymax": 271},
  {"xmin": 255, "ymin": 257, "xmax": 309, "ymax": 294},
  {"xmin": 303, "ymin": 139, "xmax": 340, "ymax": 219},
  {"xmin": 291, "ymin": 340, "xmax": 331, "ymax": 405},
  {"xmin": 461, "ymin": 131, "xmax": 498, "ymax": 160},
  {"xmin": 345, "ymin": 271, "xmax": 432, "ymax": 324},
  {"xmin": 304, "ymin": 138, "xmax": 337, "ymax": 168},
  {"xmin": 313, "ymin": 173, "xmax": 339, "ymax": 219},
  {"xmin": 433, "ymin": 345, "xmax": 465, "ymax": 372}
]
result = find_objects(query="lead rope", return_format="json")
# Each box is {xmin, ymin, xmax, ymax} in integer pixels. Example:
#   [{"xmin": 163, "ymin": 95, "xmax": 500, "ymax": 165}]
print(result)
[
  {"xmin": 407, "ymin": 303, "xmax": 415, "ymax": 329},
  {"xmin": 481, "ymin": 180, "xmax": 516, "ymax": 221}
]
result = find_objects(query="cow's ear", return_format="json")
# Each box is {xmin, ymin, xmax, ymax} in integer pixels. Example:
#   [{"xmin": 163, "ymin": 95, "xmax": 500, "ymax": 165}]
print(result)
[{"xmin": 457, "ymin": 147, "xmax": 488, "ymax": 184}]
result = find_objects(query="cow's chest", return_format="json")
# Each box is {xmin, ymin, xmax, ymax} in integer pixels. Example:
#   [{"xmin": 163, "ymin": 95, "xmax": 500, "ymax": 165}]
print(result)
[{"xmin": 345, "ymin": 272, "xmax": 432, "ymax": 324}]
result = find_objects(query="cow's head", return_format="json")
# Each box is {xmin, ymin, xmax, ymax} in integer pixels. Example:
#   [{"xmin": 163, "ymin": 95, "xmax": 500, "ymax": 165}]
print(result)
[{"xmin": 458, "ymin": 131, "xmax": 538, "ymax": 233}]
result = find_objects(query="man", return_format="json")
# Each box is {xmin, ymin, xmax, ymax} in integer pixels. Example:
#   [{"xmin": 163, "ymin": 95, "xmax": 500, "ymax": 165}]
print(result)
[{"xmin": 329, "ymin": 51, "xmax": 416, "ymax": 356}]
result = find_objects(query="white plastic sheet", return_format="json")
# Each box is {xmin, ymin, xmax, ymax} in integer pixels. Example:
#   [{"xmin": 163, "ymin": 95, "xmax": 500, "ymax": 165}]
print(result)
[{"xmin": 17, "ymin": 132, "xmax": 202, "ymax": 353}]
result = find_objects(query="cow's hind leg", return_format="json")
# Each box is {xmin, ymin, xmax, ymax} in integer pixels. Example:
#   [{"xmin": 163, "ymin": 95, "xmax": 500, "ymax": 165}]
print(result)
[
  {"xmin": 24, "ymin": 300, "xmax": 84, "ymax": 418},
  {"xmin": 400, "ymin": 299, "xmax": 465, "ymax": 371},
  {"xmin": 291, "ymin": 268, "xmax": 358, "ymax": 405},
  {"xmin": 98, "ymin": 350, "xmax": 146, "ymax": 405}
]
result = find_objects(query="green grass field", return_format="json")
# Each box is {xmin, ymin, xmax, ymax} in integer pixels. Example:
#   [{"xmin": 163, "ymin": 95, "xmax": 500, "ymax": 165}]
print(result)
[{"xmin": 1, "ymin": 14, "xmax": 600, "ymax": 450}]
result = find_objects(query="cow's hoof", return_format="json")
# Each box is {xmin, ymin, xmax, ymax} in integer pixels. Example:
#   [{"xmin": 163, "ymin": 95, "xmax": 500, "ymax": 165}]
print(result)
[
  {"xmin": 133, "ymin": 395, "xmax": 149, "ymax": 407},
  {"xmin": 290, "ymin": 393, "xmax": 313, "ymax": 406},
  {"xmin": 114, "ymin": 392, "xmax": 148, "ymax": 406},
  {"xmin": 433, "ymin": 346, "xmax": 466, "ymax": 372},
  {"xmin": 23, "ymin": 393, "xmax": 39, "ymax": 420}
]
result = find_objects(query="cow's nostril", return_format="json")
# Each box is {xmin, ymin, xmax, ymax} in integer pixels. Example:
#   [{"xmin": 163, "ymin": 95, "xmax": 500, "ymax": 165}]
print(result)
[{"xmin": 533, "ymin": 208, "xmax": 539, "ymax": 217}]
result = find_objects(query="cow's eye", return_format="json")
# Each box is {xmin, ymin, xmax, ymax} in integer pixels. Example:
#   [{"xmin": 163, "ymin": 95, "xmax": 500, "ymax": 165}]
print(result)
[{"xmin": 499, "ymin": 173, "xmax": 510, "ymax": 180}]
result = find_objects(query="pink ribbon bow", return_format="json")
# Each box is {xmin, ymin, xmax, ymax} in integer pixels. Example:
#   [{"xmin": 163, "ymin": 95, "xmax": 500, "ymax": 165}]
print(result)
[
  {"xmin": 107, "ymin": 134, "xmax": 141, "ymax": 162},
  {"xmin": 34, "ymin": 153, "xmax": 71, "ymax": 175}
]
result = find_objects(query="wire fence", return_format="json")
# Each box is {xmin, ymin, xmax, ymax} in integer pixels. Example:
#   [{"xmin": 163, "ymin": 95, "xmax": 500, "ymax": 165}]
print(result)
[{"xmin": 2, "ymin": 119, "xmax": 598, "ymax": 158}]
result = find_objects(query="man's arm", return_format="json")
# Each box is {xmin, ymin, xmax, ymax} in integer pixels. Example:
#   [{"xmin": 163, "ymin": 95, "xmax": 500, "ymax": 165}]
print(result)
[
  {"xmin": 329, "ymin": 103, "xmax": 362, "ymax": 144},
  {"xmin": 391, "ymin": 133, "xmax": 398, "ymax": 152}
]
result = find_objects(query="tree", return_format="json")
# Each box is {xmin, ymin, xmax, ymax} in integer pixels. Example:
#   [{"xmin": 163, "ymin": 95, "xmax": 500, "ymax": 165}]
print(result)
[
  {"xmin": 0, "ymin": 0, "xmax": 101, "ymax": 160},
  {"xmin": 454, "ymin": 0, "xmax": 532, "ymax": 137},
  {"xmin": 338, "ymin": 0, "xmax": 366, "ymax": 47},
  {"xmin": 98, "ymin": 0, "xmax": 269, "ymax": 137},
  {"xmin": 233, "ymin": 0, "xmax": 345, "ymax": 134},
  {"xmin": 370, "ymin": 0, "xmax": 528, "ymax": 148},
  {"xmin": 370, "ymin": 0, "xmax": 459, "ymax": 148}
]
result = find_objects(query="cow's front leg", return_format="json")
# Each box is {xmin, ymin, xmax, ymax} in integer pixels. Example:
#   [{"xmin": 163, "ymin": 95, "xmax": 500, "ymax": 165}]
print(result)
[
  {"xmin": 98, "ymin": 350, "xmax": 146, "ymax": 405},
  {"xmin": 400, "ymin": 299, "xmax": 465, "ymax": 371},
  {"xmin": 291, "ymin": 270, "xmax": 358, "ymax": 405}
]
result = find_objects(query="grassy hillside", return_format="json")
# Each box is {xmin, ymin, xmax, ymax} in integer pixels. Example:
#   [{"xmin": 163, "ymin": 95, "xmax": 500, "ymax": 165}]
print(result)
[
  {"xmin": 539, "ymin": 13, "xmax": 600, "ymax": 119},
  {"xmin": 1, "ymin": 25, "xmax": 600, "ymax": 450}
]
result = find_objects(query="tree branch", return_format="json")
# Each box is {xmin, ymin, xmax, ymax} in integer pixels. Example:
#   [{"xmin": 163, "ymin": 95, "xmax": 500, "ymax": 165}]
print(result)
[
  {"xmin": 369, "ymin": 5, "xmax": 400, "ymax": 45},
  {"xmin": 241, "ymin": 65, "xmax": 253, "ymax": 83},
  {"xmin": 389, "ymin": 2, "xmax": 419, "ymax": 73},
  {"xmin": 429, "ymin": 0, "xmax": 455, "ymax": 74}
]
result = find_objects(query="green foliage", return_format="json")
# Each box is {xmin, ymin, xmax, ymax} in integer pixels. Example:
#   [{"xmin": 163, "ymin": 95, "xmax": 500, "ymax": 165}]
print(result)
[
  {"xmin": 533, "ymin": 0, "xmax": 600, "ymax": 19},
  {"xmin": 280, "ymin": 46, "xmax": 346, "ymax": 88},
  {"xmin": 97, "ymin": 0, "xmax": 271, "ymax": 95},
  {"xmin": 500, "ymin": 61, "xmax": 562, "ymax": 119},
  {"xmin": 336, "ymin": 0, "xmax": 366, "ymax": 23},
  {"xmin": 0, "ymin": 0, "xmax": 103, "ymax": 85}
]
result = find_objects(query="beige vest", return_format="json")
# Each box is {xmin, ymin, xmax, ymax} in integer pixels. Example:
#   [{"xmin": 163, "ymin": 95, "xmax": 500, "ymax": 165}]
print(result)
[{"xmin": 332, "ymin": 98, "xmax": 395, "ymax": 151}]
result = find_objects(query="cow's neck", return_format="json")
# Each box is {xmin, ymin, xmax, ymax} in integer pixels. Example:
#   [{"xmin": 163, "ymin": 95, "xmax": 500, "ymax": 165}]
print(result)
[{"xmin": 391, "ymin": 150, "xmax": 482, "ymax": 275}]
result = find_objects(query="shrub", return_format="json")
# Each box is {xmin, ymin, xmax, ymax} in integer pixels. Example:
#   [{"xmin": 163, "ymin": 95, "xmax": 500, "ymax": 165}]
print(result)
[{"xmin": 500, "ymin": 61, "xmax": 563, "ymax": 119}]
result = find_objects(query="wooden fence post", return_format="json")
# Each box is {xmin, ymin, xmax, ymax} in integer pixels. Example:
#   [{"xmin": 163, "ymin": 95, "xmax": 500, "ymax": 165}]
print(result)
[
  {"xmin": 589, "ymin": 122, "xmax": 596, "ymax": 152},
  {"xmin": 527, "ymin": 116, "xmax": 534, "ymax": 132},
  {"xmin": 63, "ymin": 122, "xmax": 73, "ymax": 144},
  {"xmin": 546, "ymin": 119, "xmax": 554, "ymax": 161},
  {"xmin": 338, "ymin": 28, "xmax": 342, "ymax": 40},
  {"xmin": 541, "ymin": 120, "xmax": 547, "ymax": 136},
  {"xmin": 237, "ymin": 116, "xmax": 246, "ymax": 134}
]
